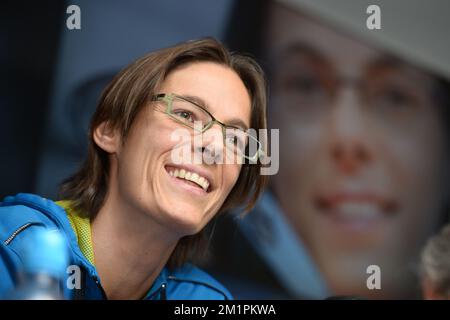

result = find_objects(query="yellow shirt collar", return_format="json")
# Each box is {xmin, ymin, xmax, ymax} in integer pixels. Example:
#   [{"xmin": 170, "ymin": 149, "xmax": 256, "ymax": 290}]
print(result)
[{"xmin": 56, "ymin": 200, "xmax": 95, "ymax": 266}]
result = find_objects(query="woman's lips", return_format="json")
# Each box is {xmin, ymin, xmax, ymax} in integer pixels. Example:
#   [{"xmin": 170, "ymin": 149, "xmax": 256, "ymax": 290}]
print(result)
[
  {"xmin": 164, "ymin": 165, "xmax": 210, "ymax": 196},
  {"xmin": 314, "ymin": 192, "xmax": 398, "ymax": 228}
]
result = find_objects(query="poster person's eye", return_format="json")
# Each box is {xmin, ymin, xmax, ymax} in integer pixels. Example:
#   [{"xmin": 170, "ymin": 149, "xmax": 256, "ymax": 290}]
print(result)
[
  {"xmin": 286, "ymin": 74, "xmax": 323, "ymax": 95},
  {"xmin": 372, "ymin": 87, "xmax": 418, "ymax": 110}
]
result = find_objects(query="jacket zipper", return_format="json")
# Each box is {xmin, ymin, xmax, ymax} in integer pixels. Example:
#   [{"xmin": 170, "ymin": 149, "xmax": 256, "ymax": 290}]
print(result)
[
  {"xmin": 146, "ymin": 282, "xmax": 167, "ymax": 300},
  {"xmin": 93, "ymin": 276, "xmax": 108, "ymax": 299},
  {"xmin": 3, "ymin": 222, "xmax": 41, "ymax": 245},
  {"xmin": 160, "ymin": 283, "xmax": 167, "ymax": 300}
]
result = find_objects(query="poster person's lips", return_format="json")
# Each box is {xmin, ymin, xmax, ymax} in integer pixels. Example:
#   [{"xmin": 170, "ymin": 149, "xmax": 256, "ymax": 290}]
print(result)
[{"xmin": 314, "ymin": 191, "xmax": 398, "ymax": 224}]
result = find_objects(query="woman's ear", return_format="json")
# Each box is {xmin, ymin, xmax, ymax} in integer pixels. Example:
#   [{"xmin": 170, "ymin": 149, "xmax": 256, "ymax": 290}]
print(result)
[{"xmin": 93, "ymin": 121, "xmax": 120, "ymax": 153}]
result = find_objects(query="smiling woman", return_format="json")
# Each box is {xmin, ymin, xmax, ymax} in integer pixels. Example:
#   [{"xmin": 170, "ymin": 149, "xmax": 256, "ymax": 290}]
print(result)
[{"xmin": 0, "ymin": 38, "xmax": 268, "ymax": 300}]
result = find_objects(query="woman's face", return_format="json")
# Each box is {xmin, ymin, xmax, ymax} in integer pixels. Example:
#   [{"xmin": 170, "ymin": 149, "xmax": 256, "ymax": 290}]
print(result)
[
  {"xmin": 108, "ymin": 62, "xmax": 250, "ymax": 237},
  {"xmin": 267, "ymin": 4, "xmax": 448, "ymax": 298}
]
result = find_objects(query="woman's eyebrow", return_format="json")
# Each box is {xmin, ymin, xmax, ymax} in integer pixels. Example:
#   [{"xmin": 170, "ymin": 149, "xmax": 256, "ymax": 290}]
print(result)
[
  {"xmin": 181, "ymin": 94, "xmax": 249, "ymax": 130},
  {"xmin": 182, "ymin": 94, "xmax": 209, "ymax": 109},
  {"xmin": 226, "ymin": 118, "xmax": 249, "ymax": 131}
]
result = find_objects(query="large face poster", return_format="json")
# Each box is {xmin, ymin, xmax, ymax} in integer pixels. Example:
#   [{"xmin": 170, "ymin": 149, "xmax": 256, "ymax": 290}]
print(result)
[{"xmin": 1, "ymin": 0, "xmax": 449, "ymax": 303}]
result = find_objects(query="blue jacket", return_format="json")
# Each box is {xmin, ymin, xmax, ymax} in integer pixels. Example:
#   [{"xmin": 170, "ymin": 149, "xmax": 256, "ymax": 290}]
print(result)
[{"xmin": 0, "ymin": 193, "xmax": 232, "ymax": 300}]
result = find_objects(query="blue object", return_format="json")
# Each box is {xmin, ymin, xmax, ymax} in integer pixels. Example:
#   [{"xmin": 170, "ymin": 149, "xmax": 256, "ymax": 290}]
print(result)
[
  {"xmin": 4, "ymin": 228, "xmax": 68, "ymax": 300},
  {"xmin": 22, "ymin": 228, "xmax": 69, "ymax": 280},
  {"xmin": 0, "ymin": 193, "xmax": 232, "ymax": 300}
]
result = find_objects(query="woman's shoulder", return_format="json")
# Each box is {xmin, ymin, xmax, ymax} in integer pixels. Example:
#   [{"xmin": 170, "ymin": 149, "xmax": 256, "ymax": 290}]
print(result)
[
  {"xmin": 163, "ymin": 263, "xmax": 234, "ymax": 300},
  {"xmin": 0, "ymin": 193, "xmax": 74, "ymax": 249},
  {"xmin": 0, "ymin": 193, "xmax": 56, "ymax": 231},
  {"xmin": 0, "ymin": 193, "xmax": 68, "ymax": 227},
  {"xmin": 0, "ymin": 193, "xmax": 74, "ymax": 297}
]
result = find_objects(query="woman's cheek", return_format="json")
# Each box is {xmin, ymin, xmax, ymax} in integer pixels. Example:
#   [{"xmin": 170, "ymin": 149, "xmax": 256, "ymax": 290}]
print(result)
[{"xmin": 222, "ymin": 166, "xmax": 242, "ymax": 197}]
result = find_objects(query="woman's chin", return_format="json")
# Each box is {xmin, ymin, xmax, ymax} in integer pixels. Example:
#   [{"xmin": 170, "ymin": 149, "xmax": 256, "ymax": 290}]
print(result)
[
  {"xmin": 161, "ymin": 205, "xmax": 208, "ymax": 236},
  {"xmin": 172, "ymin": 220, "xmax": 205, "ymax": 237}
]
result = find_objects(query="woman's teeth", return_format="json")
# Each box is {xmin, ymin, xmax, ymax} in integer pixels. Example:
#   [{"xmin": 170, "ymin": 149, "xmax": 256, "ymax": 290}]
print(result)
[{"xmin": 169, "ymin": 169, "xmax": 210, "ymax": 192}]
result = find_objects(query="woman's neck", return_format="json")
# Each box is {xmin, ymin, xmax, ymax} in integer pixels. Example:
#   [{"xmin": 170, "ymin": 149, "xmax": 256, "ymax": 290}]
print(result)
[{"xmin": 91, "ymin": 191, "xmax": 179, "ymax": 300}]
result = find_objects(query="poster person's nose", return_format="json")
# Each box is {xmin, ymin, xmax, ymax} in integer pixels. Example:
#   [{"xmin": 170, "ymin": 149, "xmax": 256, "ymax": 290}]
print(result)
[{"xmin": 328, "ymin": 87, "xmax": 373, "ymax": 174}]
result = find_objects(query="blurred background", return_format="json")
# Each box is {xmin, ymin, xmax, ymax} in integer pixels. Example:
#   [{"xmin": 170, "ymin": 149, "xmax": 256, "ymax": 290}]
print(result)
[{"xmin": 2, "ymin": 0, "xmax": 450, "ymax": 299}]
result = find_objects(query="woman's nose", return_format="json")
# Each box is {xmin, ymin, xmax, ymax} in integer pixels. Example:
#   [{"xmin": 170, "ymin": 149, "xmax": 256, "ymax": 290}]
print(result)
[
  {"xmin": 328, "ymin": 87, "xmax": 373, "ymax": 174},
  {"xmin": 194, "ymin": 124, "xmax": 224, "ymax": 164}
]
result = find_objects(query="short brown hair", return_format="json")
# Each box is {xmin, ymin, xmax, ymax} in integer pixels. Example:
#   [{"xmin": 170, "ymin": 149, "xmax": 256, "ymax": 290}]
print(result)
[
  {"xmin": 421, "ymin": 224, "xmax": 450, "ymax": 298},
  {"xmin": 59, "ymin": 38, "xmax": 268, "ymax": 268}
]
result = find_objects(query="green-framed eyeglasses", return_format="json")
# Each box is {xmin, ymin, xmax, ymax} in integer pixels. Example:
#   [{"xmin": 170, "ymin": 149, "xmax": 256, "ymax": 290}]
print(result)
[{"xmin": 151, "ymin": 93, "xmax": 264, "ymax": 163}]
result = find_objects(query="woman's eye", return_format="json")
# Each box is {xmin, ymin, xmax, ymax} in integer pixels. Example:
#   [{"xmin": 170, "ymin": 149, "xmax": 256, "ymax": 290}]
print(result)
[
  {"xmin": 175, "ymin": 110, "xmax": 194, "ymax": 122},
  {"xmin": 227, "ymin": 135, "xmax": 247, "ymax": 151},
  {"xmin": 226, "ymin": 135, "xmax": 239, "ymax": 145}
]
